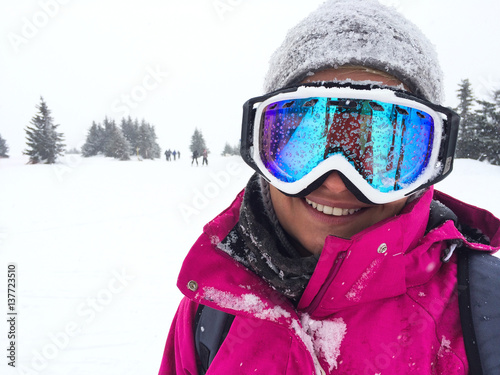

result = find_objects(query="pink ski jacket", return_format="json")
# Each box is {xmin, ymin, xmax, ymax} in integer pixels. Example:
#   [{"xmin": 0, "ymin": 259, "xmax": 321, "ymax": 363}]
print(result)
[{"xmin": 159, "ymin": 187, "xmax": 500, "ymax": 375}]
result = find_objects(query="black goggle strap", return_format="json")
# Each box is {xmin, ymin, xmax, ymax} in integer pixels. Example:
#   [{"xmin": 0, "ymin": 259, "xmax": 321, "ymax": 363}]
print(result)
[{"xmin": 240, "ymin": 96, "xmax": 260, "ymax": 173}]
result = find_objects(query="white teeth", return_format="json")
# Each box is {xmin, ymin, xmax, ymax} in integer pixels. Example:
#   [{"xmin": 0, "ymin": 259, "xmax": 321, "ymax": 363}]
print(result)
[
  {"xmin": 333, "ymin": 207, "xmax": 343, "ymax": 216},
  {"xmin": 305, "ymin": 198, "xmax": 361, "ymax": 216}
]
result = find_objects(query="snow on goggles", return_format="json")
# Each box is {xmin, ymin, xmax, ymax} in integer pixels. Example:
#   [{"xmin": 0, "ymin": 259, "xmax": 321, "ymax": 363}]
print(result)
[{"xmin": 241, "ymin": 83, "xmax": 459, "ymax": 204}]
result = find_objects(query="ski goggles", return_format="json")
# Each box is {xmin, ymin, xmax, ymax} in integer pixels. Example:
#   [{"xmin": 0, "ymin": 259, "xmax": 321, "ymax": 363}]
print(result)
[{"xmin": 241, "ymin": 83, "xmax": 459, "ymax": 204}]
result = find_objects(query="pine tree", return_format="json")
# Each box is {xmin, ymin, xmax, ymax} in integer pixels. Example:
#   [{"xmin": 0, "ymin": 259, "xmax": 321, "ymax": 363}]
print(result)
[
  {"xmin": 221, "ymin": 142, "xmax": 241, "ymax": 156},
  {"xmin": 222, "ymin": 142, "xmax": 234, "ymax": 156},
  {"xmin": 149, "ymin": 124, "xmax": 161, "ymax": 158},
  {"xmin": 82, "ymin": 121, "xmax": 105, "ymax": 157},
  {"xmin": 190, "ymin": 128, "xmax": 208, "ymax": 156},
  {"xmin": 103, "ymin": 117, "xmax": 117, "ymax": 158},
  {"xmin": 136, "ymin": 120, "xmax": 161, "ymax": 159},
  {"xmin": 82, "ymin": 116, "xmax": 160, "ymax": 160},
  {"xmin": 121, "ymin": 116, "xmax": 139, "ymax": 155},
  {"xmin": 0, "ymin": 133, "xmax": 9, "ymax": 158},
  {"xmin": 454, "ymin": 79, "xmax": 480, "ymax": 159},
  {"xmin": 232, "ymin": 142, "xmax": 240, "ymax": 156},
  {"xmin": 137, "ymin": 121, "xmax": 150, "ymax": 159},
  {"xmin": 110, "ymin": 128, "xmax": 131, "ymax": 161},
  {"xmin": 475, "ymin": 90, "xmax": 500, "ymax": 165},
  {"xmin": 24, "ymin": 97, "xmax": 65, "ymax": 164},
  {"xmin": 101, "ymin": 117, "xmax": 130, "ymax": 160}
]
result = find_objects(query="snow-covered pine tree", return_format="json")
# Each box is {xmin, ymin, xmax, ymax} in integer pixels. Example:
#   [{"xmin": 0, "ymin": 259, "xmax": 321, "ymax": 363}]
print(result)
[
  {"xmin": 103, "ymin": 117, "xmax": 117, "ymax": 158},
  {"xmin": 232, "ymin": 142, "xmax": 240, "ymax": 156},
  {"xmin": 137, "ymin": 121, "xmax": 149, "ymax": 159},
  {"xmin": 190, "ymin": 128, "xmax": 208, "ymax": 156},
  {"xmin": 454, "ymin": 79, "xmax": 479, "ymax": 159},
  {"xmin": 110, "ymin": 128, "xmax": 131, "ymax": 161},
  {"xmin": 475, "ymin": 90, "xmax": 500, "ymax": 165},
  {"xmin": 121, "ymin": 116, "xmax": 139, "ymax": 155},
  {"xmin": 24, "ymin": 97, "xmax": 65, "ymax": 164},
  {"xmin": 222, "ymin": 142, "xmax": 234, "ymax": 156},
  {"xmin": 102, "ymin": 117, "xmax": 130, "ymax": 160},
  {"xmin": 82, "ymin": 121, "xmax": 105, "ymax": 157},
  {"xmin": 148, "ymin": 123, "xmax": 161, "ymax": 158},
  {"xmin": 0, "ymin": 133, "xmax": 9, "ymax": 158},
  {"xmin": 136, "ymin": 120, "xmax": 161, "ymax": 159}
]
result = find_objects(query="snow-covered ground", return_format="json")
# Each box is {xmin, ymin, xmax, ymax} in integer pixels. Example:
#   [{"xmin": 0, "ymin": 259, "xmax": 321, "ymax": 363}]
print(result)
[{"xmin": 0, "ymin": 155, "xmax": 498, "ymax": 375}]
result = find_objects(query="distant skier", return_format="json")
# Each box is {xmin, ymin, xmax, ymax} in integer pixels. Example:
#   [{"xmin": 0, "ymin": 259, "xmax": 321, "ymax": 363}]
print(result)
[
  {"xmin": 202, "ymin": 149, "xmax": 208, "ymax": 166},
  {"xmin": 164, "ymin": 149, "xmax": 172, "ymax": 161},
  {"xmin": 172, "ymin": 150, "xmax": 177, "ymax": 161},
  {"xmin": 191, "ymin": 150, "xmax": 199, "ymax": 166}
]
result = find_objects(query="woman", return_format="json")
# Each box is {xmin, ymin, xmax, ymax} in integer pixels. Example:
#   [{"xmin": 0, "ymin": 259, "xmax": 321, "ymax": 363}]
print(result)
[{"xmin": 160, "ymin": 1, "xmax": 500, "ymax": 374}]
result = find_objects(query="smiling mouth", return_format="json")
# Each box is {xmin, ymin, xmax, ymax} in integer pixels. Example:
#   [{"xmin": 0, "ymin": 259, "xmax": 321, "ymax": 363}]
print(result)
[{"xmin": 305, "ymin": 198, "xmax": 362, "ymax": 216}]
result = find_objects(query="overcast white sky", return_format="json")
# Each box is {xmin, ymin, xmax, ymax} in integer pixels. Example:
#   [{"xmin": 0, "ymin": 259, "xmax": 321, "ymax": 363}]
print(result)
[{"xmin": 1, "ymin": 0, "xmax": 499, "ymax": 157}]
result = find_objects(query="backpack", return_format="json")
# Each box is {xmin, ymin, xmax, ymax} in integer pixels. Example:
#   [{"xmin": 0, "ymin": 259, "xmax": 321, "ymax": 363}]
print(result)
[
  {"xmin": 457, "ymin": 249, "xmax": 500, "ymax": 375},
  {"xmin": 194, "ymin": 201, "xmax": 500, "ymax": 375},
  {"xmin": 194, "ymin": 303, "xmax": 234, "ymax": 373}
]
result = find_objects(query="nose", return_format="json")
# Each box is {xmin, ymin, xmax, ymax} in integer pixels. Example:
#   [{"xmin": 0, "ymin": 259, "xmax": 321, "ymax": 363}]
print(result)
[{"xmin": 321, "ymin": 171, "xmax": 349, "ymax": 194}]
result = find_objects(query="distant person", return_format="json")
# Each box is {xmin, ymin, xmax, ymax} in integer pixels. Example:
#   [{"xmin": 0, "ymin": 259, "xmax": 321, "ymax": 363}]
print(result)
[
  {"xmin": 172, "ymin": 150, "xmax": 177, "ymax": 161},
  {"xmin": 202, "ymin": 149, "xmax": 208, "ymax": 166},
  {"xmin": 164, "ymin": 149, "xmax": 172, "ymax": 161},
  {"xmin": 191, "ymin": 150, "xmax": 199, "ymax": 166},
  {"xmin": 177, "ymin": 150, "xmax": 180, "ymax": 159}
]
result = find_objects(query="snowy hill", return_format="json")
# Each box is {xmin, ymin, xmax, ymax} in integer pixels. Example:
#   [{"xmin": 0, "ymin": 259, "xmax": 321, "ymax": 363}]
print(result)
[{"xmin": 0, "ymin": 155, "xmax": 498, "ymax": 374}]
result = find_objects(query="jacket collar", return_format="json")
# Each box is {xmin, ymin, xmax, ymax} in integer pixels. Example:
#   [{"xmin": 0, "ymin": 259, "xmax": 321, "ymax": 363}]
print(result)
[
  {"xmin": 297, "ymin": 188, "xmax": 453, "ymax": 317},
  {"xmin": 433, "ymin": 190, "xmax": 500, "ymax": 251},
  {"xmin": 177, "ymin": 190, "xmax": 300, "ymax": 324}
]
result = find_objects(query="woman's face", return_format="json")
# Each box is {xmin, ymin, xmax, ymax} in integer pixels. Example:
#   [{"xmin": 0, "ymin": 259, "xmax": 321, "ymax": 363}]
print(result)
[{"xmin": 269, "ymin": 68, "xmax": 409, "ymax": 255}]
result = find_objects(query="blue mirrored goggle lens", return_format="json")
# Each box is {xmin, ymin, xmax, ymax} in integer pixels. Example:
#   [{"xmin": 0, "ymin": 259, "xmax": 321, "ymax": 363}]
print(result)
[{"xmin": 259, "ymin": 97, "xmax": 434, "ymax": 192}]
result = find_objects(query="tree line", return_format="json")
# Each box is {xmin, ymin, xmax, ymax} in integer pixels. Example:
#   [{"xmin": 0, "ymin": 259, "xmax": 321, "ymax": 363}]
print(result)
[
  {"xmin": 0, "ymin": 97, "xmax": 226, "ymax": 163},
  {"xmin": 10, "ymin": 81, "xmax": 497, "ymax": 166},
  {"xmin": 81, "ymin": 116, "xmax": 161, "ymax": 161},
  {"xmin": 222, "ymin": 142, "xmax": 240, "ymax": 156},
  {"xmin": 455, "ymin": 79, "xmax": 500, "ymax": 165}
]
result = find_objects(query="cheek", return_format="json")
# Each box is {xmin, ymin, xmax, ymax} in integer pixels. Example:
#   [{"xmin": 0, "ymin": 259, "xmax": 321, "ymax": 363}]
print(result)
[
  {"xmin": 387, "ymin": 198, "xmax": 408, "ymax": 216},
  {"xmin": 270, "ymin": 187, "xmax": 293, "ymax": 224},
  {"xmin": 376, "ymin": 198, "xmax": 408, "ymax": 223},
  {"xmin": 269, "ymin": 187, "xmax": 304, "ymax": 234}
]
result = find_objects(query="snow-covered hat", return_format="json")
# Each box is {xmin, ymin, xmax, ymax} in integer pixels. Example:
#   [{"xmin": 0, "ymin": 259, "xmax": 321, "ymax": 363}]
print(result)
[{"xmin": 264, "ymin": 0, "xmax": 444, "ymax": 103}]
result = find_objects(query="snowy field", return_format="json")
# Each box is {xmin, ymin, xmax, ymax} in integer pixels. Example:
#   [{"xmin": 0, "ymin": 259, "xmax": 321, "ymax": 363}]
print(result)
[{"xmin": 0, "ymin": 155, "xmax": 499, "ymax": 375}]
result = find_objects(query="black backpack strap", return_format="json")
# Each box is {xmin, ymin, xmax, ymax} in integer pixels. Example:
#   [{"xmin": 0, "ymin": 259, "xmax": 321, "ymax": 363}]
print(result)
[
  {"xmin": 194, "ymin": 304, "xmax": 235, "ymax": 375},
  {"xmin": 457, "ymin": 249, "xmax": 483, "ymax": 375},
  {"xmin": 458, "ymin": 249, "xmax": 500, "ymax": 375},
  {"xmin": 426, "ymin": 200, "xmax": 458, "ymax": 234}
]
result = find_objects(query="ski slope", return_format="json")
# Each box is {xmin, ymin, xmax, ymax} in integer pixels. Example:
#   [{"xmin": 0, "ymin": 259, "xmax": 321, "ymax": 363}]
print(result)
[{"xmin": 0, "ymin": 155, "xmax": 498, "ymax": 374}]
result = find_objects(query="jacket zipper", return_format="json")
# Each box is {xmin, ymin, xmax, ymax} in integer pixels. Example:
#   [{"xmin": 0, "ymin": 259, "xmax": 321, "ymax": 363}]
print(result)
[{"xmin": 306, "ymin": 251, "xmax": 347, "ymax": 314}]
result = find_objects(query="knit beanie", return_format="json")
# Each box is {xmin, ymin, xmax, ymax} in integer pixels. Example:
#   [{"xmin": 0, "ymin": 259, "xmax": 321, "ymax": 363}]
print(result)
[{"xmin": 264, "ymin": 0, "xmax": 444, "ymax": 103}]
